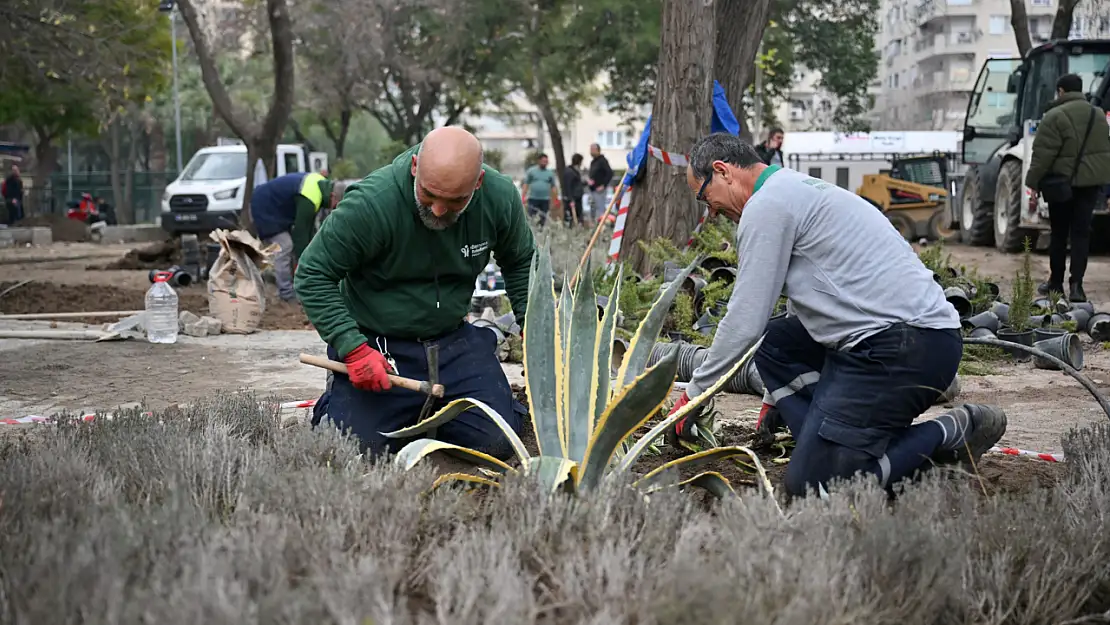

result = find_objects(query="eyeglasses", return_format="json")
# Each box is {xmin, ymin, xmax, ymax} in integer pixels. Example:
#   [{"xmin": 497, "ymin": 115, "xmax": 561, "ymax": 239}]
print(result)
[{"xmin": 696, "ymin": 171, "xmax": 713, "ymax": 207}]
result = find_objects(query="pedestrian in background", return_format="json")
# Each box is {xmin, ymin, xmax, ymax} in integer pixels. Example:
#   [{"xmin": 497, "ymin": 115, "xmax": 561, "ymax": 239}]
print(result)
[
  {"xmin": 563, "ymin": 153, "xmax": 586, "ymax": 226},
  {"xmin": 521, "ymin": 152, "xmax": 560, "ymax": 226},
  {"xmin": 586, "ymin": 143, "xmax": 613, "ymax": 220},
  {"xmin": 1026, "ymin": 73, "xmax": 1110, "ymax": 303},
  {"xmin": 755, "ymin": 128, "xmax": 785, "ymax": 167},
  {"xmin": 3, "ymin": 165, "xmax": 24, "ymax": 225}
]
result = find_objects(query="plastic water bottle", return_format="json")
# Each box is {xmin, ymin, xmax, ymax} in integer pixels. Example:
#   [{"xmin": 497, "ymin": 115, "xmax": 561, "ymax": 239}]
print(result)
[{"xmin": 145, "ymin": 271, "xmax": 179, "ymax": 344}]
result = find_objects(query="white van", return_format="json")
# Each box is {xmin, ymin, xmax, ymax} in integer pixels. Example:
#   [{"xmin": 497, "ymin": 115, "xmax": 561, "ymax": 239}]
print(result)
[{"xmin": 160, "ymin": 142, "xmax": 328, "ymax": 234}]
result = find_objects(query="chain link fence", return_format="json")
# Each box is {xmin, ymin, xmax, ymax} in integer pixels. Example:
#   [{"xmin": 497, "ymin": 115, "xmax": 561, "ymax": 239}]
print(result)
[{"xmin": 24, "ymin": 171, "xmax": 178, "ymax": 224}]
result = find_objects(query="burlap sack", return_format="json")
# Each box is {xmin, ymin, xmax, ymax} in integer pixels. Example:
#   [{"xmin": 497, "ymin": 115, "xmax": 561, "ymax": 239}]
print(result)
[{"xmin": 206, "ymin": 228, "xmax": 271, "ymax": 334}]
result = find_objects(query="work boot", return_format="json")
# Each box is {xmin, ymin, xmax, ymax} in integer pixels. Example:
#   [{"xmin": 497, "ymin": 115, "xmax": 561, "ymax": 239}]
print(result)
[
  {"xmin": 930, "ymin": 403, "xmax": 1007, "ymax": 469},
  {"xmin": 1069, "ymin": 281, "xmax": 1087, "ymax": 303},
  {"xmin": 1037, "ymin": 280, "xmax": 1064, "ymax": 297}
]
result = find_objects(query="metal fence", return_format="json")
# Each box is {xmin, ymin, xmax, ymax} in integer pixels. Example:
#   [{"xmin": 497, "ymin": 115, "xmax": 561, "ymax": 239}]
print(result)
[{"xmin": 26, "ymin": 171, "xmax": 178, "ymax": 224}]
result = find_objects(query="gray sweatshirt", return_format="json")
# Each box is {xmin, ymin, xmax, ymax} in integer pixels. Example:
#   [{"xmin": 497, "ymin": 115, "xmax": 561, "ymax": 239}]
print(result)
[{"xmin": 685, "ymin": 166, "xmax": 960, "ymax": 399}]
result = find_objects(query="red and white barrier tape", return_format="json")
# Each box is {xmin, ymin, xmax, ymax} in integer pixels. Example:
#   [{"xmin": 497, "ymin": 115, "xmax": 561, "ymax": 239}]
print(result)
[
  {"xmin": 606, "ymin": 186, "xmax": 634, "ymax": 264},
  {"xmin": 1, "ymin": 398, "xmax": 318, "ymax": 425},
  {"xmin": 988, "ymin": 446, "xmax": 1064, "ymax": 463},
  {"xmin": 647, "ymin": 145, "xmax": 689, "ymax": 168}
]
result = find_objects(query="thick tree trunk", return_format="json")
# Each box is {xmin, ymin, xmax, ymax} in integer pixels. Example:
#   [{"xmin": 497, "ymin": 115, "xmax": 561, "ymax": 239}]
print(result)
[
  {"xmin": 121, "ymin": 120, "xmax": 138, "ymax": 224},
  {"xmin": 622, "ymin": 0, "xmax": 717, "ymax": 276},
  {"xmin": 714, "ymin": 0, "xmax": 773, "ymax": 139},
  {"xmin": 1049, "ymin": 0, "xmax": 1081, "ymax": 39},
  {"xmin": 107, "ymin": 120, "xmax": 125, "ymax": 222},
  {"xmin": 1009, "ymin": 0, "xmax": 1033, "ymax": 57},
  {"xmin": 31, "ymin": 130, "xmax": 58, "ymax": 215}
]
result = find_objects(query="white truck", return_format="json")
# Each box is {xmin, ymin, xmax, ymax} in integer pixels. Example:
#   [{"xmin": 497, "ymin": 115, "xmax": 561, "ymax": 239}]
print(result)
[
  {"xmin": 957, "ymin": 39, "xmax": 1110, "ymax": 252},
  {"xmin": 160, "ymin": 141, "xmax": 329, "ymax": 235}
]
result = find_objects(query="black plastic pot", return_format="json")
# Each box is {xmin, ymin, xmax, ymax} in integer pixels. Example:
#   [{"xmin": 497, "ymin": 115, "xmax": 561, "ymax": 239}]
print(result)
[
  {"xmin": 1028, "ymin": 314, "xmax": 1053, "ymax": 329},
  {"xmin": 611, "ymin": 337, "xmax": 630, "ymax": 376},
  {"xmin": 989, "ymin": 301, "xmax": 1010, "ymax": 324},
  {"xmin": 1065, "ymin": 308, "xmax": 1091, "ymax": 332},
  {"xmin": 680, "ymin": 275, "xmax": 707, "ymax": 310},
  {"xmin": 700, "ymin": 256, "xmax": 730, "ymax": 272},
  {"xmin": 1033, "ymin": 332, "xmax": 1084, "ymax": 371},
  {"xmin": 1033, "ymin": 327, "xmax": 1066, "ymax": 343},
  {"xmin": 1088, "ymin": 313, "xmax": 1110, "ymax": 341},
  {"xmin": 693, "ymin": 312, "xmax": 716, "ymax": 335},
  {"xmin": 943, "ymin": 286, "xmax": 972, "ymax": 317},
  {"xmin": 662, "ymin": 261, "xmax": 682, "ymax": 282},
  {"xmin": 968, "ymin": 326, "xmax": 996, "ymax": 339},
  {"xmin": 996, "ymin": 328, "xmax": 1035, "ymax": 360},
  {"xmin": 962, "ymin": 310, "xmax": 1000, "ymax": 333},
  {"xmin": 1071, "ymin": 301, "xmax": 1095, "ymax": 315},
  {"xmin": 1032, "ymin": 297, "xmax": 1053, "ymax": 311},
  {"xmin": 708, "ymin": 266, "xmax": 737, "ymax": 286},
  {"xmin": 980, "ymin": 282, "xmax": 1001, "ymax": 299}
]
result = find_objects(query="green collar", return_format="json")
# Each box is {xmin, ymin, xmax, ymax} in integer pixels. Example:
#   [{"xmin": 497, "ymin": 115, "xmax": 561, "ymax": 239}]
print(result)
[{"xmin": 754, "ymin": 165, "xmax": 782, "ymax": 194}]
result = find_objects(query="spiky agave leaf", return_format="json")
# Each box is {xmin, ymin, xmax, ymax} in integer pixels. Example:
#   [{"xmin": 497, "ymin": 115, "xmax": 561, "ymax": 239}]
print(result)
[
  {"xmin": 577, "ymin": 350, "xmax": 679, "ymax": 492},
  {"xmin": 565, "ymin": 261, "xmax": 600, "ymax": 465},
  {"xmin": 614, "ymin": 257, "xmax": 699, "ymax": 392},
  {"xmin": 614, "ymin": 336, "xmax": 765, "ymax": 474},
  {"xmin": 676, "ymin": 471, "xmax": 736, "ymax": 499},
  {"xmin": 557, "ymin": 267, "xmax": 574, "ymax": 450},
  {"xmin": 394, "ymin": 439, "xmax": 518, "ymax": 475},
  {"xmin": 526, "ymin": 456, "xmax": 578, "ymax": 494},
  {"xmin": 523, "ymin": 241, "xmax": 565, "ymax": 458},
  {"xmin": 591, "ymin": 266, "xmax": 622, "ymax": 422},
  {"xmin": 632, "ymin": 446, "xmax": 762, "ymax": 493},
  {"xmin": 430, "ymin": 472, "xmax": 501, "ymax": 492},
  {"xmin": 380, "ymin": 398, "xmax": 531, "ymax": 464}
]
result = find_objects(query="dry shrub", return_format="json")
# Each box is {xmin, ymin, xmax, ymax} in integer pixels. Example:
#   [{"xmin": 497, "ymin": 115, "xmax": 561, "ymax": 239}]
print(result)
[{"xmin": 1, "ymin": 394, "xmax": 1109, "ymax": 624}]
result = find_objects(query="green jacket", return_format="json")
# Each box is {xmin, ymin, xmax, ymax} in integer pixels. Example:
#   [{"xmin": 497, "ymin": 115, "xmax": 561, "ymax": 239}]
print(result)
[
  {"xmin": 1026, "ymin": 92, "xmax": 1110, "ymax": 190},
  {"xmin": 294, "ymin": 144, "xmax": 536, "ymax": 358}
]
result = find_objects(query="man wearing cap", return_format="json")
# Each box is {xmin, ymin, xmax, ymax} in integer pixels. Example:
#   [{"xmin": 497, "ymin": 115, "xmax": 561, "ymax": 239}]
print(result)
[
  {"xmin": 251, "ymin": 171, "xmax": 340, "ymax": 303},
  {"xmin": 666, "ymin": 132, "xmax": 1008, "ymax": 498},
  {"xmin": 294, "ymin": 126, "xmax": 535, "ymax": 460}
]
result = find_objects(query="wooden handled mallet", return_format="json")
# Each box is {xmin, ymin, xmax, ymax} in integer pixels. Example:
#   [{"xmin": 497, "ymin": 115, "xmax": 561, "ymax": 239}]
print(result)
[{"xmin": 298, "ymin": 353, "xmax": 445, "ymax": 398}]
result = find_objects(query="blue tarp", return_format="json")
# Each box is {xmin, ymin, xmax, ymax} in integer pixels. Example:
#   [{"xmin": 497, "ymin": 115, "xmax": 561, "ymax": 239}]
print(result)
[{"xmin": 623, "ymin": 80, "xmax": 740, "ymax": 186}]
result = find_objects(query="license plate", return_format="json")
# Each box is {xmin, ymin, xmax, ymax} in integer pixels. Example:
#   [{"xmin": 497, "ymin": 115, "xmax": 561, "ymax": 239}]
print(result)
[{"xmin": 175, "ymin": 214, "xmax": 198, "ymax": 222}]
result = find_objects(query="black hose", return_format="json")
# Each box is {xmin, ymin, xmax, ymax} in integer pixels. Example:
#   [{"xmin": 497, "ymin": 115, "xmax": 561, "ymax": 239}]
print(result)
[{"xmin": 963, "ymin": 336, "xmax": 1110, "ymax": 421}]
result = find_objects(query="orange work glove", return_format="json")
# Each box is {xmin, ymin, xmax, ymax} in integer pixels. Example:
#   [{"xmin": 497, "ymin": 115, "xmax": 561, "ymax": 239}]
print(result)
[
  {"xmin": 343, "ymin": 343, "xmax": 392, "ymax": 392},
  {"xmin": 668, "ymin": 392, "xmax": 699, "ymax": 441}
]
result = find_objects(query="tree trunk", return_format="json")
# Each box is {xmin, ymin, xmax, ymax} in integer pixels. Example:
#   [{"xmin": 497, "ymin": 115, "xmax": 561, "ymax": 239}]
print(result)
[
  {"xmin": 148, "ymin": 114, "xmax": 167, "ymax": 198},
  {"xmin": 1009, "ymin": 0, "xmax": 1033, "ymax": 57},
  {"xmin": 107, "ymin": 120, "xmax": 126, "ymax": 221},
  {"xmin": 621, "ymin": 0, "xmax": 717, "ymax": 276},
  {"xmin": 537, "ymin": 98, "xmax": 565, "ymax": 190},
  {"xmin": 714, "ymin": 0, "xmax": 773, "ymax": 139},
  {"xmin": 120, "ymin": 118, "xmax": 139, "ymax": 224},
  {"xmin": 1049, "ymin": 0, "xmax": 1081, "ymax": 39},
  {"xmin": 335, "ymin": 108, "xmax": 351, "ymax": 159},
  {"xmin": 31, "ymin": 130, "xmax": 58, "ymax": 215}
]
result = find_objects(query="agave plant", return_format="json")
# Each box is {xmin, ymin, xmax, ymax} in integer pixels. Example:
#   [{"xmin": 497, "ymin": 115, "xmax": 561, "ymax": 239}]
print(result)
[{"xmin": 382, "ymin": 242, "xmax": 775, "ymax": 500}]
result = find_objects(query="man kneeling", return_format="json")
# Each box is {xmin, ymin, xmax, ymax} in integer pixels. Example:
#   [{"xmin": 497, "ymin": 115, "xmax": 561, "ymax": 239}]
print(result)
[
  {"xmin": 667, "ymin": 133, "xmax": 1007, "ymax": 497},
  {"xmin": 294, "ymin": 127, "xmax": 535, "ymax": 459}
]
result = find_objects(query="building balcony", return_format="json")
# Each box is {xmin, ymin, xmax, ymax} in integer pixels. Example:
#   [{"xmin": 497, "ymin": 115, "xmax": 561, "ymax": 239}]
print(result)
[
  {"xmin": 914, "ymin": 0, "xmax": 979, "ymax": 26},
  {"xmin": 915, "ymin": 71, "xmax": 976, "ymax": 95},
  {"xmin": 915, "ymin": 30, "xmax": 983, "ymax": 60}
]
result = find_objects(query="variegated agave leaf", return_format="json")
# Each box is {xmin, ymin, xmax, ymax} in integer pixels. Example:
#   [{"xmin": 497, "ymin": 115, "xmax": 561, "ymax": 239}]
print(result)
[
  {"xmin": 676, "ymin": 471, "xmax": 736, "ymax": 499},
  {"xmin": 381, "ymin": 398, "xmax": 531, "ymax": 464},
  {"xmin": 578, "ymin": 349, "xmax": 679, "ymax": 492},
  {"xmin": 523, "ymin": 239, "xmax": 565, "ymax": 458},
  {"xmin": 564, "ymin": 261, "xmax": 600, "ymax": 465},
  {"xmin": 632, "ymin": 446, "xmax": 760, "ymax": 493},
  {"xmin": 430, "ymin": 473, "xmax": 501, "ymax": 492},
  {"xmin": 526, "ymin": 456, "xmax": 578, "ymax": 494},
  {"xmin": 614, "ymin": 336, "xmax": 766, "ymax": 474},
  {"xmin": 614, "ymin": 257, "xmax": 700, "ymax": 392},
  {"xmin": 592, "ymin": 266, "xmax": 622, "ymax": 423},
  {"xmin": 393, "ymin": 439, "xmax": 518, "ymax": 475}
]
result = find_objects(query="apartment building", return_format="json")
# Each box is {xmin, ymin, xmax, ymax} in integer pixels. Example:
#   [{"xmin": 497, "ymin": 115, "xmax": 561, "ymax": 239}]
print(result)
[
  {"xmin": 872, "ymin": 0, "xmax": 1109, "ymax": 130},
  {"xmin": 767, "ymin": 69, "xmax": 883, "ymax": 134}
]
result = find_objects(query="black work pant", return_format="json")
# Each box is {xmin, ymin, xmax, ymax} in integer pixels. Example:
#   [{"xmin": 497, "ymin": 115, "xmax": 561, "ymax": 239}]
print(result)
[{"xmin": 1048, "ymin": 185, "xmax": 1101, "ymax": 287}]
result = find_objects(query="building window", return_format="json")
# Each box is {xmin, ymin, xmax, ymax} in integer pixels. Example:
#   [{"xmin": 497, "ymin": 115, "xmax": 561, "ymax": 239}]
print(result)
[
  {"xmin": 989, "ymin": 15, "xmax": 1009, "ymax": 34},
  {"xmin": 790, "ymin": 100, "xmax": 806, "ymax": 121},
  {"xmin": 946, "ymin": 0, "xmax": 972, "ymax": 5},
  {"xmin": 987, "ymin": 49, "xmax": 1014, "ymax": 59},
  {"xmin": 808, "ymin": 167, "xmax": 823, "ymax": 179},
  {"xmin": 1030, "ymin": 0, "xmax": 1050, "ymax": 5},
  {"xmin": 596, "ymin": 130, "xmax": 627, "ymax": 150},
  {"xmin": 836, "ymin": 167, "xmax": 850, "ymax": 189}
]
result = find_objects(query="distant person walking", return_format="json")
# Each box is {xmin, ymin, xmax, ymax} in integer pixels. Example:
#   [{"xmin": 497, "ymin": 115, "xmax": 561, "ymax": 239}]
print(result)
[
  {"xmin": 586, "ymin": 143, "xmax": 613, "ymax": 221},
  {"xmin": 755, "ymin": 128, "xmax": 785, "ymax": 167},
  {"xmin": 521, "ymin": 153, "xmax": 560, "ymax": 226},
  {"xmin": 1026, "ymin": 73, "xmax": 1110, "ymax": 303},
  {"xmin": 562, "ymin": 153, "xmax": 586, "ymax": 226},
  {"xmin": 3, "ymin": 165, "xmax": 24, "ymax": 225}
]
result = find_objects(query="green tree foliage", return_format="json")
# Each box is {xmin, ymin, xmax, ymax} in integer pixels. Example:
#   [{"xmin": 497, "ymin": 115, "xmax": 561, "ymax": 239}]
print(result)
[{"xmin": 603, "ymin": 0, "xmax": 879, "ymax": 132}]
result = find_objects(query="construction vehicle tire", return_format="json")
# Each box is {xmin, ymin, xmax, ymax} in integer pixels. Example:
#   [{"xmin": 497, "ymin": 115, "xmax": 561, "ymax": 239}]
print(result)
[
  {"xmin": 959, "ymin": 168, "xmax": 994, "ymax": 247},
  {"xmin": 887, "ymin": 212, "xmax": 916, "ymax": 241},
  {"xmin": 927, "ymin": 209, "xmax": 959, "ymax": 243},
  {"xmin": 993, "ymin": 159, "xmax": 1037, "ymax": 253}
]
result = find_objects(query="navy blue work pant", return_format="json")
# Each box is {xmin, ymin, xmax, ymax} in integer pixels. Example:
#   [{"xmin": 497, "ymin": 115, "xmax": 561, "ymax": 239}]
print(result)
[
  {"xmin": 311, "ymin": 323, "xmax": 525, "ymax": 460},
  {"xmin": 754, "ymin": 316, "xmax": 962, "ymax": 497}
]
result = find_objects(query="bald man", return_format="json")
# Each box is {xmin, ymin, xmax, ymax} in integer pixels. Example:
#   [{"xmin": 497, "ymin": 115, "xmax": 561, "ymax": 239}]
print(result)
[{"xmin": 294, "ymin": 127, "xmax": 536, "ymax": 459}]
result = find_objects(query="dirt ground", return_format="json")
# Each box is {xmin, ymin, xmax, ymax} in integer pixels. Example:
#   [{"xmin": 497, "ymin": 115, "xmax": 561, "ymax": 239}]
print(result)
[{"xmin": 0, "ymin": 240, "xmax": 1106, "ymax": 493}]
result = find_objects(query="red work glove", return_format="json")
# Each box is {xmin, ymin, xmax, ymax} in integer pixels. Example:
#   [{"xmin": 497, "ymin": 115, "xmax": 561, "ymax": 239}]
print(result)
[
  {"xmin": 343, "ymin": 343, "xmax": 392, "ymax": 392},
  {"xmin": 668, "ymin": 392, "xmax": 700, "ymax": 442}
]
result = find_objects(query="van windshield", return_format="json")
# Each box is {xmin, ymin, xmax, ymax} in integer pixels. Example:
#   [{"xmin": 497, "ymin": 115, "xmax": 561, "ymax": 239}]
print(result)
[{"xmin": 180, "ymin": 152, "xmax": 247, "ymax": 181}]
